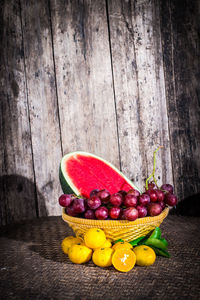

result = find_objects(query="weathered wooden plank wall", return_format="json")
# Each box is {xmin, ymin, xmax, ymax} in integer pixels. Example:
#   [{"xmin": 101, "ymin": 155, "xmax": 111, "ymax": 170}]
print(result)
[
  {"xmin": 50, "ymin": 0, "xmax": 120, "ymax": 164},
  {"xmin": 0, "ymin": 0, "xmax": 37, "ymax": 224},
  {"xmin": 160, "ymin": 0, "xmax": 200, "ymax": 201},
  {"xmin": 107, "ymin": 0, "xmax": 172, "ymax": 189},
  {"xmin": 20, "ymin": 0, "xmax": 63, "ymax": 216},
  {"xmin": 0, "ymin": 0, "xmax": 199, "ymax": 225}
]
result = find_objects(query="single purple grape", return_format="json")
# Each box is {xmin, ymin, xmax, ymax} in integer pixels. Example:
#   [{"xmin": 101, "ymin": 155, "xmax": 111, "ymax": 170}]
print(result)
[
  {"xmin": 124, "ymin": 194, "xmax": 138, "ymax": 207},
  {"xmin": 66, "ymin": 205, "xmax": 77, "ymax": 217},
  {"xmin": 161, "ymin": 184, "xmax": 174, "ymax": 194},
  {"xmin": 137, "ymin": 205, "xmax": 147, "ymax": 218},
  {"xmin": 84, "ymin": 209, "xmax": 96, "ymax": 219},
  {"xmin": 127, "ymin": 189, "xmax": 140, "ymax": 197},
  {"xmin": 124, "ymin": 207, "xmax": 138, "ymax": 221},
  {"xmin": 138, "ymin": 194, "xmax": 150, "ymax": 206},
  {"xmin": 110, "ymin": 193, "xmax": 123, "ymax": 207},
  {"xmin": 147, "ymin": 182, "xmax": 156, "ymax": 190},
  {"xmin": 165, "ymin": 193, "xmax": 177, "ymax": 206},
  {"xmin": 146, "ymin": 189, "xmax": 158, "ymax": 202},
  {"xmin": 87, "ymin": 196, "xmax": 101, "ymax": 210},
  {"xmin": 72, "ymin": 198, "xmax": 86, "ymax": 214},
  {"xmin": 58, "ymin": 194, "xmax": 72, "ymax": 207},
  {"xmin": 98, "ymin": 189, "xmax": 110, "ymax": 204},
  {"xmin": 147, "ymin": 203, "xmax": 162, "ymax": 216},
  {"xmin": 109, "ymin": 207, "xmax": 122, "ymax": 219},
  {"xmin": 155, "ymin": 189, "xmax": 165, "ymax": 202},
  {"xmin": 95, "ymin": 206, "xmax": 108, "ymax": 220}
]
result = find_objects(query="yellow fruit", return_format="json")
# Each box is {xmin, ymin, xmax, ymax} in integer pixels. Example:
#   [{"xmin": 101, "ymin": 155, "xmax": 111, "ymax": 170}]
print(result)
[
  {"xmin": 68, "ymin": 244, "xmax": 92, "ymax": 264},
  {"xmin": 112, "ymin": 248, "xmax": 136, "ymax": 272},
  {"xmin": 97, "ymin": 239, "xmax": 112, "ymax": 250},
  {"xmin": 84, "ymin": 228, "xmax": 106, "ymax": 249},
  {"xmin": 61, "ymin": 236, "xmax": 83, "ymax": 255},
  {"xmin": 112, "ymin": 242, "xmax": 133, "ymax": 251},
  {"xmin": 133, "ymin": 245, "xmax": 156, "ymax": 266},
  {"xmin": 92, "ymin": 247, "xmax": 114, "ymax": 267},
  {"xmin": 106, "ymin": 238, "xmax": 113, "ymax": 243}
]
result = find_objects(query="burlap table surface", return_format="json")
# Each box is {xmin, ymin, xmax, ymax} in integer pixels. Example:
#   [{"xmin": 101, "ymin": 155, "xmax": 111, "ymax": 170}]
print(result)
[{"xmin": 0, "ymin": 215, "xmax": 200, "ymax": 300}]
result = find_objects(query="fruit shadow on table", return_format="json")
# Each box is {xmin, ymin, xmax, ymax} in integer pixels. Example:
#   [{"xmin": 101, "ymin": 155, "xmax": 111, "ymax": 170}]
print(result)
[
  {"xmin": 169, "ymin": 192, "xmax": 200, "ymax": 217},
  {"xmin": 0, "ymin": 216, "xmax": 77, "ymax": 263}
]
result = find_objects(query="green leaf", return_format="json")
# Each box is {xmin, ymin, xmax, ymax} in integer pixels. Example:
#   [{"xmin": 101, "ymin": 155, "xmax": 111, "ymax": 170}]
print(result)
[
  {"xmin": 160, "ymin": 237, "xmax": 168, "ymax": 248},
  {"xmin": 151, "ymin": 247, "xmax": 170, "ymax": 258},
  {"xmin": 129, "ymin": 236, "xmax": 147, "ymax": 246},
  {"xmin": 149, "ymin": 227, "xmax": 161, "ymax": 240},
  {"xmin": 144, "ymin": 238, "xmax": 168, "ymax": 251},
  {"xmin": 113, "ymin": 239, "xmax": 124, "ymax": 244}
]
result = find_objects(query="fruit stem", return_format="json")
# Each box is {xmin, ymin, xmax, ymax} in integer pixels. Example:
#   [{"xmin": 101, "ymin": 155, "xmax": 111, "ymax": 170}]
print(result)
[{"xmin": 145, "ymin": 146, "xmax": 164, "ymax": 190}]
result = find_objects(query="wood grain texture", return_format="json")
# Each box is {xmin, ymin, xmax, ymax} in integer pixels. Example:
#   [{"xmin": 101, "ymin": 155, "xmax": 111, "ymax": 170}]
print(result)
[
  {"xmin": 20, "ymin": 0, "xmax": 63, "ymax": 216},
  {"xmin": 108, "ymin": 0, "xmax": 173, "ymax": 190},
  {"xmin": 0, "ymin": 0, "xmax": 37, "ymax": 225},
  {"xmin": 1, "ymin": 0, "xmax": 200, "ymax": 225},
  {"xmin": 160, "ymin": 0, "xmax": 200, "ymax": 200},
  {"xmin": 50, "ymin": 0, "xmax": 120, "ymax": 168}
]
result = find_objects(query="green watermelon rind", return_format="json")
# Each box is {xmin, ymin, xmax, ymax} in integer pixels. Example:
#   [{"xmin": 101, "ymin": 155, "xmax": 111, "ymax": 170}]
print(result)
[
  {"xmin": 59, "ymin": 167, "xmax": 76, "ymax": 195},
  {"xmin": 59, "ymin": 151, "xmax": 141, "ymax": 196}
]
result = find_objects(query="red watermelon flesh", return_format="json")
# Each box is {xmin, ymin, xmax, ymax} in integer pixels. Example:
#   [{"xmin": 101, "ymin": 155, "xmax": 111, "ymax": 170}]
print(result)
[{"xmin": 60, "ymin": 152, "xmax": 140, "ymax": 198}]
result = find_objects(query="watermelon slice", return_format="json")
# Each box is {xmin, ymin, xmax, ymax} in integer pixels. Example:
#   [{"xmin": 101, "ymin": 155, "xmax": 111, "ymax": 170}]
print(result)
[{"xmin": 59, "ymin": 151, "xmax": 141, "ymax": 198}]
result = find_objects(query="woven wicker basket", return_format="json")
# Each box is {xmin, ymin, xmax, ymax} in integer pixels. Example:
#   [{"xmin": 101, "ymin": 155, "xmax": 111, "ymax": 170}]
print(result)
[{"xmin": 62, "ymin": 207, "xmax": 169, "ymax": 242}]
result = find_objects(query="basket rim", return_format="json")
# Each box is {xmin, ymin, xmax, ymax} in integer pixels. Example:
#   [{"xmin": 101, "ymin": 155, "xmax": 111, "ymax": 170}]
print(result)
[{"xmin": 62, "ymin": 206, "xmax": 169, "ymax": 227}]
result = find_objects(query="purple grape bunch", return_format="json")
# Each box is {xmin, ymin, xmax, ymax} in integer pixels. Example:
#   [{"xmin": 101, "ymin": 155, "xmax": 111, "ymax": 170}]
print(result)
[{"xmin": 58, "ymin": 183, "xmax": 178, "ymax": 221}]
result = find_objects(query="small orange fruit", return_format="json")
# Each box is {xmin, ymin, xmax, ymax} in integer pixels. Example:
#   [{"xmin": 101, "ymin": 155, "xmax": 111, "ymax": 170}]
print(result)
[
  {"xmin": 84, "ymin": 228, "xmax": 106, "ymax": 249},
  {"xmin": 68, "ymin": 244, "xmax": 92, "ymax": 264},
  {"xmin": 112, "ymin": 248, "xmax": 136, "ymax": 272},
  {"xmin": 96, "ymin": 239, "xmax": 112, "ymax": 250},
  {"xmin": 92, "ymin": 247, "xmax": 114, "ymax": 267},
  {"xmin": 112, "ymin": 242, "xmax": 133, "ymax": 251},
  {"xmin": 61, "ymin": 236, "xmax": 83, "ymax": 255},
  {"xmin": 133, "ymin": 245, "xmax": 156, "ymax": 266}
]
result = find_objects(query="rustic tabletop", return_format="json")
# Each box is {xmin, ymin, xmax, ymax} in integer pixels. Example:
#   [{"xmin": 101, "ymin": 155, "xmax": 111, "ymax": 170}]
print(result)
[{"xmin": 0, "ymin": 215, "xmax": 200, "ymax": 300}]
